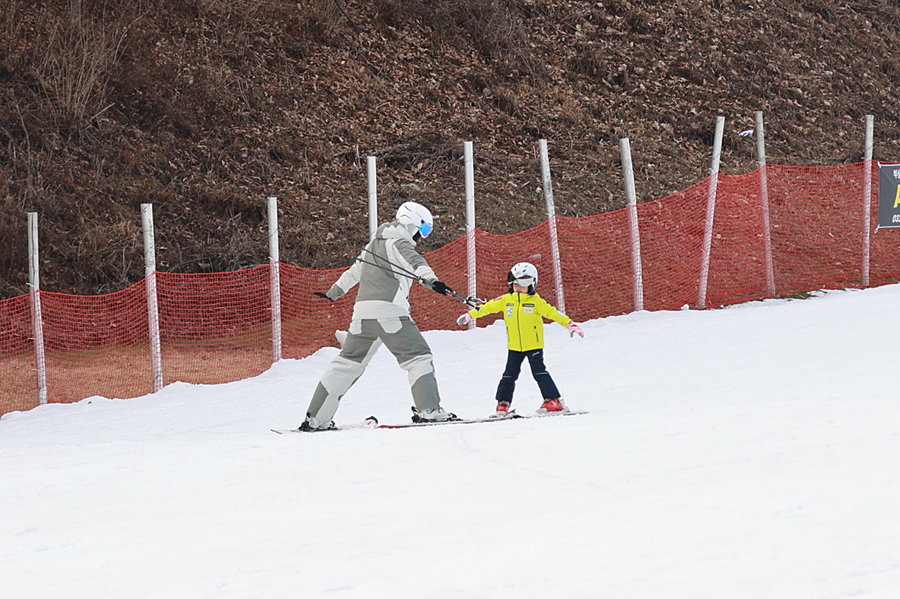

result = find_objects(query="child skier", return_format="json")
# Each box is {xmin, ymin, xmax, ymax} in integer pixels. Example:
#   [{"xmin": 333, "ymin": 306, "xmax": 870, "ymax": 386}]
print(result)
[{"xmin": 456, "ymin": 262, "xmax": 584, "ymax": 416}]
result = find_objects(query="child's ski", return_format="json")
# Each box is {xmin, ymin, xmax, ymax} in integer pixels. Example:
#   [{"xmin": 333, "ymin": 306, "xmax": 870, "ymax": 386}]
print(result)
[{"xmin": 376, "ymin": 409, "xmax": 587, "ymax": 429}]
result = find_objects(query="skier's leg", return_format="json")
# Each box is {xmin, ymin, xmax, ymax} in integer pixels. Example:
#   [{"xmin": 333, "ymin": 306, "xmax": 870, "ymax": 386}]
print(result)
[
  {"xmin": 305, "ymin": 320, "xmax": 382, "ymax": 425},
  {"xmin": 525, "ymin": 349, "xmax": 561, "ymax": 399},
  {"xmin": 377, "ymin": 317, "xmax": 442, "ymax": 412},
  {"xmin": 496, "ymin": 350, "xmax": 527, "ymax": 402}
]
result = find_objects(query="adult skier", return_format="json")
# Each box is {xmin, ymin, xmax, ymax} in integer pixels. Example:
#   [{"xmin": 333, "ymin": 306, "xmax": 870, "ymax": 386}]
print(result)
[{"xmin": 301, "ymin": 201, "xmax": 457, "ymax": 431}]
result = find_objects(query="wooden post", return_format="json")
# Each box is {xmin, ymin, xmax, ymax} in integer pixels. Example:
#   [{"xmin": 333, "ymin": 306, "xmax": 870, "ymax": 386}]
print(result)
[
  {"xmin": 538, "ymin": 139, "xmax": 565, "ymax": 313},
  {"xmin": 619, "ymin": 138, "xmax": 644, "ymax": 312},
  {"xmin": 756, "ymin": 111, "xmax": 776, "ymax": 296},
  {"xmin": 862, "ymin": 115, "xmax": 874, "ymax": 287},
  {"xmin": 367, "ymin": 156, "xmax": 378, "ymax": 241},
  {"xmin": 464, "ymin": 141, "xmax": 477, "ymax": 329},
  {"xmin": 27, "ymin": 212, "xmax": 48, "ymax": 405},
  {"xmin": 141, "ymin": 204, "xmax": 163, "ymax": 393},
  {"xmin": 697, "ymin": 116, "xmax": 725, "ymax": 308},
  {"xmin": 268, "ymin": 196, "xmax": 282, "ymax": 363}
]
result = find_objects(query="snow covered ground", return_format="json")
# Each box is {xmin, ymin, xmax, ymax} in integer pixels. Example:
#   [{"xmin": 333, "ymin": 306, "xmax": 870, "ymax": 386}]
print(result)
[{"xmin": 2, "ymin": 285, "xmax": 900, "ymax": 598}]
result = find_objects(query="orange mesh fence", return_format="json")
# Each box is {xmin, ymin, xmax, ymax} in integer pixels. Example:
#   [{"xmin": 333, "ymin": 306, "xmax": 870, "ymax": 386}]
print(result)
[
  {"xmin": 281, "ymin": 263, "xmax": 354, "ymax": 358},
  {"xmin": 557, "ymin": 211, "xmax": 633, "ymax": 320},
  {"xmin": 156, "ymin": 267, "xmax": 273, "ymax": 385},
  {"xmin": 6, "ymin": 161, "xmax": 900, "ymax": 416},
  {"xmin": 705, "ymin": 172, "xmax": 770, "ymax": 307},
  {"xmin": 635, "ymin": 183, "xmax": 709, "ymax": 312},
  {"xmin": 767, "ymin": 164, "xmax": 869, "ymax": 294},
  {"xmin": 39, "ymin": 285, "xmax": 152, "ymax": 404},
  {"xmin": 0, "ymin": 294, "xmax": 37, "ymax": 413}
]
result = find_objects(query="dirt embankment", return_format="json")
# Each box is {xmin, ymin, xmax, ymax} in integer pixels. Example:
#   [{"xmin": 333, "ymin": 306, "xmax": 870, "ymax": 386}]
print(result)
[{"xmin": 2, "ymin": 0, "xmax": 899, "ymax": 298}]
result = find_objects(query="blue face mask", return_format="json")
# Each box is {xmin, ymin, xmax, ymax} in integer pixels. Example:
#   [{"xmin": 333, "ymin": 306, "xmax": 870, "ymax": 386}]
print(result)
[{"xmin": 418, "ymin": 220, "xmax": 433, "ymax": 238}]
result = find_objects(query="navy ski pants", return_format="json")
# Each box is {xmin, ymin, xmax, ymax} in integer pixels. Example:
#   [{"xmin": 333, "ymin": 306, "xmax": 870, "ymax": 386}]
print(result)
[{"xmin": 495, "ymin": 349, "xmax": 560, "ymax": 403}]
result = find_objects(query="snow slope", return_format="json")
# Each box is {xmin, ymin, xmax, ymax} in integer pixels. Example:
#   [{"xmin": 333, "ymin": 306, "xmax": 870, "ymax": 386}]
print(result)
[{"xmin": 2, "ymin": 286, "xmax": 900, "ymax": 598}]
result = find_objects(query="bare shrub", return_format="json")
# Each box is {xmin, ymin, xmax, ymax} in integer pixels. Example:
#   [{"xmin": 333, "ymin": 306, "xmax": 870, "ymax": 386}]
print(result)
[
  {"xmin": 1, "ymin": 1, "xmax": 29, "ymax": 77},
  {"xmin": 373, "ymin": 0, "xmax": 534, "ymax": 72},
  {"xmin": 558, "ymin": 94, "xmax": 587, "ymax": 126},
  {"xmin": 34, "ymin": 1, "xmax": 127, "ymax": 136},
  {"xmin": 310, "ymin": 0, "xmax": 350, "ymax": 36},
  {"xmin": 493, "ymin": 86, "xmax": 520, "ymax": 116},
  {"xmin": 570, "ymin": 44, "xmax": 610, "ymax": 79}
]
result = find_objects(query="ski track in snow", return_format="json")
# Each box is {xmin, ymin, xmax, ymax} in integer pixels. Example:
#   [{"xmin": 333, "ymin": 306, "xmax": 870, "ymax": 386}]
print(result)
[{"xmin": 2, "ymin": 285, "xmax": 900, "ymax": 598}]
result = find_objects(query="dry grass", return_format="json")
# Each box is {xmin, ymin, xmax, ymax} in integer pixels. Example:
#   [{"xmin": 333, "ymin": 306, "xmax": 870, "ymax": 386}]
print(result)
[
  {"xmin": 3, "ymin": 0, "xmax": 900, "ymax": 299},
  {"xmin": 36, "ymin": 1, "xmax": 127, "ymax": 136}
]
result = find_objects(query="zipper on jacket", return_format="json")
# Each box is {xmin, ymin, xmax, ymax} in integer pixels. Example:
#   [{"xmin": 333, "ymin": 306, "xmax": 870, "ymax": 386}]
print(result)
[{"xmin": 515, "ymin": 292, "xmax": 524, "ymax": 350}]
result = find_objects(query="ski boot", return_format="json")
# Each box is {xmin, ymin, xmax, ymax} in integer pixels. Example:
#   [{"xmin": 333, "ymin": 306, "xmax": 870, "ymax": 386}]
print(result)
[
  {"xmin": 490, "ymin": 400, "xmax": 513, "ymax": 418},
  {"xmin": 299, "ymin": 416, "xmax": 337, "ymax": 432},
  {"xmin": 411, "ymin": 406, "xmax": 459, "ymax": 423},
  {"xmin": 537, "ymin": 398, "xmax": 565, "ymax": 414}
]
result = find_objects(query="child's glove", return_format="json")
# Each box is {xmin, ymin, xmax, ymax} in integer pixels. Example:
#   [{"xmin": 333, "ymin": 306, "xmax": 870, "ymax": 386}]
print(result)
[
  {"xmin": 567, "ymin": 322, "xmax": 584, "ymax": 338},
  {"xmin": 456, "ymin": 313, "xmax": 473, "ymax": 326}
]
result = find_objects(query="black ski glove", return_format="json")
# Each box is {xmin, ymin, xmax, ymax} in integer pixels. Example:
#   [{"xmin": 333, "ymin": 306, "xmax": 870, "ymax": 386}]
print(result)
[
  {"xmin": 314, "ymin": 292, "xmax": 334, "ymax": 302},
  {"xmin": 430, "ymin": 280, "xmax": 453, "ymax": 296}
]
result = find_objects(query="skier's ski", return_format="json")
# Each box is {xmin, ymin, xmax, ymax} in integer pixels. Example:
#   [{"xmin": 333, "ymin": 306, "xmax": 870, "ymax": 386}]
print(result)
[
  {"xmin": 271, "ymin": 416, "xmax": 379, "ymax": 434},
  {"xmin": 376, "ymin": 413, "xmax": 522, "ymax": 429},
  {"xmin": 374, "ymin": 409, "xmax": 587, "ymax": 429},
  {"xmin": 272, "ymin": 410, "xmax": 587, "ymax": 433}
]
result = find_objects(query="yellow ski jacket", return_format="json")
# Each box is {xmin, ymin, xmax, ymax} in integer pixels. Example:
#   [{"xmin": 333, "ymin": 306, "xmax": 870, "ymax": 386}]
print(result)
[{"xmin": 468, "ymin": 291, "xmax": 571, "ymax": 352}]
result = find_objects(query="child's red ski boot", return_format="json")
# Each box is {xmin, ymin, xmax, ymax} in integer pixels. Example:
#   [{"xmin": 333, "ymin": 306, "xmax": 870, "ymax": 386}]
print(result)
[
  {"xmin": 538, "ymin": 398, "xmax": 565, "ymax": 413},
  {"xmin": 491, "ymin": 400, "xmax": 512, "ymax": 418}
]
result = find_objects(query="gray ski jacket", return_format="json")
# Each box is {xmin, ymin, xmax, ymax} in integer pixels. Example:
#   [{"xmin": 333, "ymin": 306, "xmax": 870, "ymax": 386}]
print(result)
[{"xmin": 324, "ymin": 221, "xmax": 438, "ymax": 320}]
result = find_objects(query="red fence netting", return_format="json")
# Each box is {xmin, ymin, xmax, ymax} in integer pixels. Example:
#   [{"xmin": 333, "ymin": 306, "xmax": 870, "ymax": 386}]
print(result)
[
  {"xmin": 4, "ymin": 161, "xmax": 900, "ymax": 416},
  {"xmin": 39, "ymin": 284, "xmax": 152, "ymax": 404},
  {"xmin": 0, "ymin": 294, "xmax": 36, "ymax": 413}
]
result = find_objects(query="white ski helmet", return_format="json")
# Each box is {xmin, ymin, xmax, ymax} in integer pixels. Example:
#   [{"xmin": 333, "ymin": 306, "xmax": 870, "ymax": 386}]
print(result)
[
  {"xmin": 508, "ymin": 262, "xmax": 538, "ymax": 293},
  {"xmin": 396, "ymin": 201, "xmax": 434, "ymax": 239}
]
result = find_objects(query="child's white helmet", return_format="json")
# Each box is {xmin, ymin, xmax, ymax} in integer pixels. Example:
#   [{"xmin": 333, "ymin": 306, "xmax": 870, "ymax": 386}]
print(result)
[{"xmin": 508, "ymin": 262, "xmax": 538, "ymax": 293}]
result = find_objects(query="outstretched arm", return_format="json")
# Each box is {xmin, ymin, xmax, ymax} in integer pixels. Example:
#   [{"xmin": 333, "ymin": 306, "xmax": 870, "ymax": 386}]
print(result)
[
  {"xmin": 537, "ymin": 298, "xmax": 570, "ymax": 328},
  {"xmin": 537, "ymin": 298, "xmax": 584, "ymax": 337},
  {"xmin": 472, "ymin": 297, "xmax": 504, "ymax": 317}
]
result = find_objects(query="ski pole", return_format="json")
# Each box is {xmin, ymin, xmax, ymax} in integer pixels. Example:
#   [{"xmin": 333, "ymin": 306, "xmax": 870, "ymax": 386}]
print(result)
[
  {"xmin": 353, "ymin": 255, "xmax": 420, "ymax": 282},
  {"xmin": 354, "ymin": 244, "xmax": 420, "ymax": 281},
  {"xmin": 446, "ymin": 289, "xmax": 484, "ymax": 308},
  {"xmin": 354, "ymin": 244, "xmax": 484, "ymax": 308}
]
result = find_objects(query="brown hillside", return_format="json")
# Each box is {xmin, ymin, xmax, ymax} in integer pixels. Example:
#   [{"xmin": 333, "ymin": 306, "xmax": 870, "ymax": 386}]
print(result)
[{"xmin": 2, "ymin": 0, "xmax": 899, "ymax": 298}]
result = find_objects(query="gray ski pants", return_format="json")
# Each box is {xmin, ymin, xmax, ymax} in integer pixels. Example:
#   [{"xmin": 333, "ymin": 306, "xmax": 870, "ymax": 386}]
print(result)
[{"xmin": 305, "ymin": 317, "xmax": 442, "ymax": 423}]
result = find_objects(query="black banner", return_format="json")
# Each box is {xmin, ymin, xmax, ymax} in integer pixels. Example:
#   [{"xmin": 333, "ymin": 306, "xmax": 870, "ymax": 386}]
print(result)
[{"xmin": 878, "ymin": 164, "xmax": 900, "ymax": 228}]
